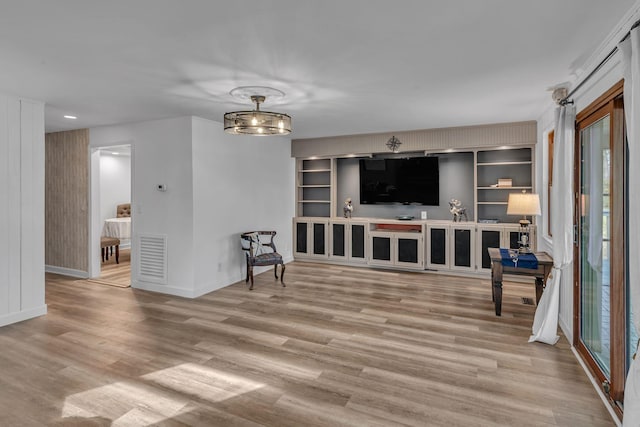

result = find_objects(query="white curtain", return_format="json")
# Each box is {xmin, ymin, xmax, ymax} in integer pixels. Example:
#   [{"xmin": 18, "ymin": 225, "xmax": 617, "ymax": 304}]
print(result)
[
  {"xmin": 620, "ymin": 27, "xmax": 640, "ymax": 427},
  {"xmin": 529, "ymin": 104, "xmax": 575, "ymax": 345}
]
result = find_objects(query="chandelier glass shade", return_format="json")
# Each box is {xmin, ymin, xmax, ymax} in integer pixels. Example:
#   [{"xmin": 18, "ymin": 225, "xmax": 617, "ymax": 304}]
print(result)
[{"xmin": 224, "ymin": 95, "xmax": 292, "ymax": 135}]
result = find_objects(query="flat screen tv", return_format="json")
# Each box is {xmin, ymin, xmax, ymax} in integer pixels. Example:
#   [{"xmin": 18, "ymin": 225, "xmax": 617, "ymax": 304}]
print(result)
[{"xmin": 359, "ymin": 157, "xmax": 439, "ymax": 205}]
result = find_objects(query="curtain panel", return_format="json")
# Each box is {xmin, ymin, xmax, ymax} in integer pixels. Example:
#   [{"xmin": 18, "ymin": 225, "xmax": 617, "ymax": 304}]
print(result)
[{"xmin": 529, "ymin": 104, "xmax": 575, "ymax": 345}]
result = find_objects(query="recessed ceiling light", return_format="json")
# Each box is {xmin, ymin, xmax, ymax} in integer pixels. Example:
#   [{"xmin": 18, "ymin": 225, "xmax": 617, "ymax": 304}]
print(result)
[
  {"xmin": 64, "ymin": 115, "xmax": 77, "ymax": 119},
  {"xmin": 111, "ymin": 152, "xmax": 119, "ymax": 155}
]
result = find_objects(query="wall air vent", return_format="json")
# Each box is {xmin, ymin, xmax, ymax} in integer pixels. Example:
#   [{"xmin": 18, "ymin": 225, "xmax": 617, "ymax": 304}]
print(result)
[{"xmin": 138, "ymin": 234, "xmax": 167, "ymax": 284}]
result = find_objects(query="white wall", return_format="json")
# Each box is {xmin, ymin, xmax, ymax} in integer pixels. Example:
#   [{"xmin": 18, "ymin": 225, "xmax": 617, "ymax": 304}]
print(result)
[
  {"xmin": 0, "ymin": 93, "xmax": 46, "ymax": 327},
  {"xmin": 90, "ymin": 116, "xmax": 294, "ymax": 298},
  {"xmin": 91, "ymin": 116, "xmax": 195, "ymax": 296},
  {"xmin": 99, "ymin": 152, "xmax": 131, "ymax": 224},
  {"xmin": 191, "ymin": 117, "xmax": 295, "ymax": 296}
]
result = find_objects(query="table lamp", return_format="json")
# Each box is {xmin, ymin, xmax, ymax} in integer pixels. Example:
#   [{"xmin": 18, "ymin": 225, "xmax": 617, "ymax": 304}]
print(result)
[{"xmin": 507, "ymin": 192, "xmax": 541, "ymax": 253}]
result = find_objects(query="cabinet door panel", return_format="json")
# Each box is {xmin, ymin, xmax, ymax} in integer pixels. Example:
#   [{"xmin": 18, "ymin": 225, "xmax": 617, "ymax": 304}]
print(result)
[
  {"xmin": 313, "ymin": 223, "xmax": 326, "ymax": 255},
  {"xmin": 508, "ymin": 230, "xmax": 520, "ymax": 250},
  {"xmin": 372, "ymin": 236, "xmax": 391, "ymax": 261},
  {"xmin": 351, "ymin": 224, "xmax": 365, "ymax": 259},
  {"xmin": 296, "ymin": 222, "xmax": 308, "ymax": 254},
  {"xmin": 398, "ymin": 238, "xmax": 418, "ymax": 264},
  {"xmin": 332, "ymin": 223, "xmax": 345, "ymax": 257},
  {"xmin": 430, "ymin": 228, "xmax": 447, "ymax": 265},
  {"xmin": 454, "ymin": 229, "xmax": 472, "ymax": 267},
  {"xmin": 481, "ymin": 230, "xmax": 501, "ymax": 269}
]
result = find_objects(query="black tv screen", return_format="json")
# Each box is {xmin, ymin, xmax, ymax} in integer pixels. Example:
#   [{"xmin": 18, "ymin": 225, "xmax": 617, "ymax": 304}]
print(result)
[{"xmin": 359, "ymin": 157, "xmax": 439, "ymax": 205}]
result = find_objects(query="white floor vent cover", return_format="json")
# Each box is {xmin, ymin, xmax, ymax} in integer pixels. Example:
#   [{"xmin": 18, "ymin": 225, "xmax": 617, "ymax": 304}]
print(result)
[{"xmin": 138, "ymin": 234, "xmax": 167, "ymax": 284}]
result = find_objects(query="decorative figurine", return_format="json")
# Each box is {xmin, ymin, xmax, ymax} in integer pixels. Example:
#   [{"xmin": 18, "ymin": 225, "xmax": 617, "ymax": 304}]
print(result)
[
  {"xmin": 449, "ymin": 199, "xmax": 468, "ymax": 222},
  {"xmin": 343, "ymin": 197, "xmax": 354, "ymax": 218}
]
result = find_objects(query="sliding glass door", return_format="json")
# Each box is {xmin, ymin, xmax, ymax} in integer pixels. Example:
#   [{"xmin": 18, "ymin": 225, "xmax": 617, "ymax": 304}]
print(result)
[
  {"xmin": 579, "ymin": 115, "xmax": 611, "ymax": 375},
  {"xmin": 575, "ymin": 81, "xmax": 626, "ymax": 413}
]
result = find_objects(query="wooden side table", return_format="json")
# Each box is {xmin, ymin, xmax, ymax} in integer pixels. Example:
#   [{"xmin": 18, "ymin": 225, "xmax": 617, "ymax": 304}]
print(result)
[{"xmin": 487, "ymin": 248, "xmax": 553, "ymax": 316}]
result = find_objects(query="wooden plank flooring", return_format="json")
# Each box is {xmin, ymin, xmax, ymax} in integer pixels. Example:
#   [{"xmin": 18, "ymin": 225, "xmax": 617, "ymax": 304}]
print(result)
[
  {"xmin": 0, "ymin": 262, "xmax": 614, "ymax": 426},
  {"xmin": 84, "ymin": 248, "xmax": 131, "ymax": 288}
]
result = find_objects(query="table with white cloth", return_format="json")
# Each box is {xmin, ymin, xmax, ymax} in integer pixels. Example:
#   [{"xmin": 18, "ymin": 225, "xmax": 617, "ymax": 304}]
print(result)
[{"xmin": 102, "ymin": 217, "xmax": 131, "ymax": 239}]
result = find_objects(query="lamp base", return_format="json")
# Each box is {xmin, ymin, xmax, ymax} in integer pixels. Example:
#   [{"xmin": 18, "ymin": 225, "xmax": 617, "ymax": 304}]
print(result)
[{"xmin": 518, "ymin": 218, "xmax": 532, "ymax": 254}]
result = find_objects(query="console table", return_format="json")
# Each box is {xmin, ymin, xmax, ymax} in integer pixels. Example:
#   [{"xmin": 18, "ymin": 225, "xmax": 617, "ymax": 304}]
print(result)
[{"xmin": 487, "ymin": 247, "xmax": 553, "ymax": 316}]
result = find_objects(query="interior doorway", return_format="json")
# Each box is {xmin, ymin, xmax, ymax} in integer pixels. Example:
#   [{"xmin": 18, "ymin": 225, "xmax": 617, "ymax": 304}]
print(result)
[{"xmin": 89, "ymin": 144, "xmax": 132, "ymax": 287}]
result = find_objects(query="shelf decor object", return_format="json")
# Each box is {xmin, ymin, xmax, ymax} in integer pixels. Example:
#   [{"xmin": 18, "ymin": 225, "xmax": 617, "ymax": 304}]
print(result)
[
  {"xmin": 224, "ymin": 86, "xmax": 292, "ymax": 135},
  {"xmin": 506, "ymin": 192, "xmax": 541, "ymax": 253}
]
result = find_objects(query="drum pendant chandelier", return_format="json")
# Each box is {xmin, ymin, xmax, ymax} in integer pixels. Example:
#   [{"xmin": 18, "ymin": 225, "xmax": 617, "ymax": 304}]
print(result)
[{"xmin": 224, "ymin": 87, "xmax": 292, "ymax": 136}]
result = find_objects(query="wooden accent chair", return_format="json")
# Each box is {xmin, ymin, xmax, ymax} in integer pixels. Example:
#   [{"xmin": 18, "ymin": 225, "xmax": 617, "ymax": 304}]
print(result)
[
  {"xmin": 240, "ymin": 231, "xmax": 285, "ymax": 290},
  {"xmin": 101, "ymin": 237, "xmax": 120, "ymax": 263},
  {"xmin": 117, "ymin": 203, "xmax": 131, "ymax": 218}
]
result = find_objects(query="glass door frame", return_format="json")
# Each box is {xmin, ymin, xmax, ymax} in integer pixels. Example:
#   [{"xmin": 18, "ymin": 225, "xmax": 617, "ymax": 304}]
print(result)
[{"xmin": 573, "ymin": 80, "xmax": 626, "ymax": 413}]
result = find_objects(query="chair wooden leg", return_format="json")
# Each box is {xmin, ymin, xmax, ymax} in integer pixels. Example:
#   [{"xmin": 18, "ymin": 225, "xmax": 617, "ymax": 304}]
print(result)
[
  {"xmin": 248, "ymin": 265, "xmax": 254, "ymax": 290},
  {"xmin": 280, "ymin": 263, "xmax": 286, "ymax": 287},
  {"xmin": 115, "ymin": 245, "xmax": 120, "ymax": 264},
  {"xmin": 101, "ymin": 247, "xmax": 105, "ymax": 262},
  {"xmin": 274, "ymin": 264, "xmax": 279, "ymax": 279}
]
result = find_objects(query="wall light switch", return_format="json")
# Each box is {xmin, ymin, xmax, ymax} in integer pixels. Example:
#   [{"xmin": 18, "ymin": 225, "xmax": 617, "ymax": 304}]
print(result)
[
  {"xmin": 421, "ymin": 211, "xmax": 427, "ymax": 220},
  {"xmin": 157, "ymin": 184, "xmax": 167, "ymax": 192}
]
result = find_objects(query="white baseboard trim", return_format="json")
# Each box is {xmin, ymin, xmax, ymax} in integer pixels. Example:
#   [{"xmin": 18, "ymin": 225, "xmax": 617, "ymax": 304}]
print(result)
[
  {"xmin": 133, "ymin": 257, "xmax": 294, "ymax": 299},
  {"xmin": 192, "ymin": 272, "xmax": 239, "ymax": 298},
  {"xmin": 559, "ymin": 315, "xmax": 573, "ymax": 344},
  {"xmin": 131, "ymin": 280, "xmax": 196, "ymax": 298},
  {"xmin": 571, "ymin": 346, "xmax": 621, "ymax": 426},
  {"xmin": 0, "ymin": 305, "xmax": 48, "ymax": 328},
  {"xmin": 45, "ymin": 265, "xmax": 89, "ymax": 279}
]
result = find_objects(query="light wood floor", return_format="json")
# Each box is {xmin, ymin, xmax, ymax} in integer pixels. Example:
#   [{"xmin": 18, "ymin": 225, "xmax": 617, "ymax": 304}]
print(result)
[
  {"xmin": 0, "ymin": 262, "xmax": 614, "ymax": 426},
  {"xmin": 84, "ymin": 248, "xmax": 131, "ymax": 288}
]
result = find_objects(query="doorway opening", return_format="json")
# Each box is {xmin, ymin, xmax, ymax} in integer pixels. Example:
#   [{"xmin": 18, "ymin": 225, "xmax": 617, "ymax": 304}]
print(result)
[{"xmin": 90, "ymin": 144, "xmax": 132, "ymax": 287}]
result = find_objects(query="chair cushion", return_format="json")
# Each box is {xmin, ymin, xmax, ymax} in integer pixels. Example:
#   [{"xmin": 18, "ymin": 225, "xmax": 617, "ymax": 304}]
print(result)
[
  {"xmin": 100, "ymin": 237, "xmax": 120, "ymax": 248},
  {"xmin": 251, "ymin": 252, "xmax": 283, "ymax": 266}
]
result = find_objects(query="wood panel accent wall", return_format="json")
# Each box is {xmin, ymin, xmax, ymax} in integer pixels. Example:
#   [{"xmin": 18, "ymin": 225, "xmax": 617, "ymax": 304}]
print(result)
[
  {"xmin": 45, "ymin": 129, "xmax": 89, "ymax": 272},
  {"xmin": 291, "ymin": 120, "xmax": 537, "ymax": 158}
]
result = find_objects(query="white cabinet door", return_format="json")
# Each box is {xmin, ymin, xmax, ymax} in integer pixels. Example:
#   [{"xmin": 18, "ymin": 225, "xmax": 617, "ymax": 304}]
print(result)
[
  {"xmin": 395, "ymin": 233, "xmax": 424, "ymax": 269},
  {"xmin": 348, "ymin": 221, "xmax": 368, "ymax": 263},
  {"xmin": 368, "ymin": 231, "xmax": 395, "ymax": 267},
  {"xmin": 329, "ymin": 220, "xmax": 368, "ymax": 263},
  {"xmin": 426, "ymin": 224, "xmax": 449, "ymax": 270},
  {"xmin": 329, "ymin": 220, "xmax": 348, "ymax": 261},
  {"xmin": 476, "ymin": 224, "xmax": 504, "ymax": 272},
  {"xmin": 293, "ymin": 218, "xmax": 329, "ymax": 259},
  {"xmin": 369, "ymin": 232, "xmax": 424, "ymax": 270},
  {"xmin": 449, "ymin": 224, "xmax": 476, "ymax": 272}
]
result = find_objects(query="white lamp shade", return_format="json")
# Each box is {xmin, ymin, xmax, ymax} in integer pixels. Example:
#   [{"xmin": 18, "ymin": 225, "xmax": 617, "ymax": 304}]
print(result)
[{"xmin": 507, "ymin": 193, "xmax": 541, "ymax": 216}]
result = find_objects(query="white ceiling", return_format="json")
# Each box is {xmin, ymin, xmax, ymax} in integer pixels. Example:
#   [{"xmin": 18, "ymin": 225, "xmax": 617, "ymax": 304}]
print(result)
[{"xmin": 0, "ymin": 0, "xmax": 636, "ymax": 139}]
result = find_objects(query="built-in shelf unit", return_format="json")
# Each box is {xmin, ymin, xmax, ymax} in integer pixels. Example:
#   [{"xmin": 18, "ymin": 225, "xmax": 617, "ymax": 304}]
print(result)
[
  {"xmin": 291, "ymin": 120, "xmax": 538, "ymax": 276},
  {"xmin": 296, "ymin": 158, "xmax": 334, "ymax": 217},
  {"xmin": 475, "ymin": 147, "xmax": 533, "ymax": 223}
]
